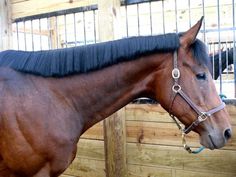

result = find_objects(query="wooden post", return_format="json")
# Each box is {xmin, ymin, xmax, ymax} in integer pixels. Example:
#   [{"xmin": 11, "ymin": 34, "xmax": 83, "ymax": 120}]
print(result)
[
  {"xmin": 0, "ymin": 0, "xmax": 12, "ymax": 51},
  {"xmin": 49, "ymin": 17, "xmax": 59, "ymax": 49},
  {"xmin": 103, "ymin": 109, "xmax": 127, "ymax": 177},
  {"xmin": 97, "ymin": 0, "xmax": 127, "ymax": 177}
]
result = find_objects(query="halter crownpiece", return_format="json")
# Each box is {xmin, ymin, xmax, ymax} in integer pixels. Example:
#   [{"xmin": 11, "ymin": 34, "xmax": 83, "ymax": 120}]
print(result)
[{"xmin": 169, "ymin": 51, "xmax": 225, "ymax": 154}]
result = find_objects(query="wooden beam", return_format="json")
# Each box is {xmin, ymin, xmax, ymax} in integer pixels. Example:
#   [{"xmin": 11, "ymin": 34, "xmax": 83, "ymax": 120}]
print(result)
[
  {"xmin": 97, "ymin": 0, "xmax": 121, "ymax": 41},
  {"xmin": 11, "ymin": 0, "xmax": 98, "ymax": 20},
  {"xmin": 103, "ymin": 110, "xmax": 127, "ymax": 177},
  {"xmin": 97, "ymin": 0, "xmax": 127, "ymax": 177},
  {"xmin": 0, "ymin": 0, "xmax": 12, "ymax": 50},
  {"xmin": 49, "ymin": 16, "xmax": 59, "ymax": 49}
]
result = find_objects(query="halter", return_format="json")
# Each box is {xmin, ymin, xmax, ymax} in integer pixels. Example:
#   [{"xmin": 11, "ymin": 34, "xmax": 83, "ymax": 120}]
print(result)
[{"xmin": 169, "ymin": 51, "xmax": 225, "ymax": 154}]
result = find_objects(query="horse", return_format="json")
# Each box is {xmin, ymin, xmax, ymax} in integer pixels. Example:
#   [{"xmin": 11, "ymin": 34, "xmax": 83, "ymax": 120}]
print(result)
[
  {"xmin": 0, "ymin": 17, "xmax": 232, "ymax": 177},
  {"xmin": 211, "ymin": 47, "xmax": 234, "ymax": 79}
]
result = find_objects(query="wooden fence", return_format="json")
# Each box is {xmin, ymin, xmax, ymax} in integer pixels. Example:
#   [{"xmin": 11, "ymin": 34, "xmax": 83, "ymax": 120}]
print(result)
[{"xmin": 61, "ymin": 104, "xmax": 236, "ymax": 177}]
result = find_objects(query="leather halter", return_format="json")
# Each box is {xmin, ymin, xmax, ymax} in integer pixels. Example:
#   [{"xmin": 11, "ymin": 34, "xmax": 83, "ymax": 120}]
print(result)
[{"xmin": 169, "ymin": 51, "xmax": 225, "ymax": 153}]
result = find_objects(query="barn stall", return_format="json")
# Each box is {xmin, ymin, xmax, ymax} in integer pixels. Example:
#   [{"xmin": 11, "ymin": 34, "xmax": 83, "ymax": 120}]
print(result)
[{"xmin": 0, "ymin": 0, "xmax": 236, "ymax": 177}]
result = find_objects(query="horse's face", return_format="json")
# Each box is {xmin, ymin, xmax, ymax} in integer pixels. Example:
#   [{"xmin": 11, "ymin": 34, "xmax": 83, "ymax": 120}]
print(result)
[
  {"xmin": 176, "ymin": 47, "xmax": 232, "ymax": 150},
  {"xmin": 156, "ymin": 18, "xmax": 232, "ymax": 150}
]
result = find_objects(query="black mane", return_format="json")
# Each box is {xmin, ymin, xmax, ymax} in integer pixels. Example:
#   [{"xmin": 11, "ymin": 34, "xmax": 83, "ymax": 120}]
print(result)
[{"xmin": 0, "ymin": 33, "xmax": 208, "ymax": 77}]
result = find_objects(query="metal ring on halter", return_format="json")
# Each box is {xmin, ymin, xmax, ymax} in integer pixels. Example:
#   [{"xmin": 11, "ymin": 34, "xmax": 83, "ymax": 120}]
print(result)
[
  {"xmin": 198, "ymin": 112, "xmax": 208, "ymax": 122},
  {"xmin": 172, "ymin": 68, "xmax": 180, "ymax": 79},
  {"xmin": 172, "ymin": 84, "xmax": 181, "ymax": 93}
]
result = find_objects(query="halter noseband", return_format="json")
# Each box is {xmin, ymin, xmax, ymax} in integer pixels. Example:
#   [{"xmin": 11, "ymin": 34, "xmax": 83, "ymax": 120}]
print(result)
[{"xmin": 169, "ymin": 51, "xmax": 225, "ymax": 154}]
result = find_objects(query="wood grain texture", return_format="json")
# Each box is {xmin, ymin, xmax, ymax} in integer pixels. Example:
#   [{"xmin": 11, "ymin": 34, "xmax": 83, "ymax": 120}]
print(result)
[
  {"xmin": 126, "ymin": 121, "xmax": 236, "ymax": 150},
  {"xmin": 127, "ymin": 164, "xmax": 172, "ymax": 177},
  {"xmin": 127, "ymin": 143, "xmax": 236, "ymax": 174},
  {"xmin": 80, "ymin": 121, "xmax": 104, "ymax": 140},
  {"xmin": 11, "ymin": 0, "xmax": 98, "ymax": 19},
  {"xmin": 103, "ymin": 109, "xmax": 127, "ymax": 177},
  {"xmin": 76, "ymin": 139, "xmax": 105, "ymax": 160},
  {"xmin": 175, "ymin": 169, "xmax": 236, "ymax": 177},
  {"xmin": 126, "ymin": 104, "xmax": 236, "ymax": 125},
  {"xmin": 63, "ymin": 158, "xmax": 105, "ymax": 177},
  {"xmin": 0, "ymin": 0, "xmax": 12, "ymax": 50},
  {"xmin": 125, "ymin": 104, "xmax": 173, "ymax": 122}
]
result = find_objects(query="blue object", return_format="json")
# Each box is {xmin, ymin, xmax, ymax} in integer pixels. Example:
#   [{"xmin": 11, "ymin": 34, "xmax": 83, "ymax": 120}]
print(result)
[
  {"xmin": 191, "ymin": 146, "xmax": 205, "ymax": 154},
  {"xmin": 219, "ymin": 94, "xmax": 227, "ymax": 100}
]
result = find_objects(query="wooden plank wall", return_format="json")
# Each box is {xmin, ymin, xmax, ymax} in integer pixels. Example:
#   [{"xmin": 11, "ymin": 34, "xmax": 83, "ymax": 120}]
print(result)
[{"xmin": 62, "ymin": 104, "xmax": 236, "ymax": 177}]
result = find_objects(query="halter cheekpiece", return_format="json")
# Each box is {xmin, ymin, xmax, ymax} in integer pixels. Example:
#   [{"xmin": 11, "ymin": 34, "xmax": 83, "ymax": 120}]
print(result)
[{"xmin": 169, "ymin": 51, "xmax": 225, "ymax": 154}]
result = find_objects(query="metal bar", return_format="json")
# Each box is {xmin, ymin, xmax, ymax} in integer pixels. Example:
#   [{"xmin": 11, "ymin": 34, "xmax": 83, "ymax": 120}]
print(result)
[
  {"xmin": 125, "ymin": 5, "xmax": 129, "ymax": 37},
  {"xmin": 55, "ymin": 16, "xmax": 59, "ymax": 49},
  {"xmin": 217, "ymin": 0, "xmax": 222, "ymax": 94},
  {"xmin": 83, "ymin": 11, "xmax": 87, "ymax": 45},
  {"xmin": 23, "ymin": 20, "xmax": 27, "ymax": 50},
  {"xmin": 232, "ymin": 0, "xmax": 236, "ymax": 97},
  {"xmin": 31, "ymin": 20, "xmax": 34, "ymax": 51},
  {"xmin": 121, "ymin": 0, "xmax": 161, "ymax": 5},
  {"xmin": 64, "ymin": 15, "xmax": 67, "ymax": 48},
  {"xmin": 137, "ymin": 4, "xmax": 140, "ymax": 35},
  {"xmin": 149, "ymin": 1, "xmax": 152, "ymax": 35},
  {"xmin": 174, "ymin": 0, "xmax": 178, "ymax": 33},
  {"xmin": 73, "ymin": 13, "xmax": 77, "ymax": 46},
  {"xmin": 39, "ymin": 19, "xmax": 42, "ymax": 50},
  {"xmin": 202, "ymin": 0, "xmax": 206, "ymax": 42},
  {"xmin": 200, "ymin": 27, "xmax": 236, "ymax": 33},
  {"xmin": 93, "ymin": 10, "xmax": 97, "ymax": 43},
  {"xmin": 16, "ymin": 22, "xmax": 19, "ymax": 50},
  {"xmin": 188, "ymin": 0, "xmax": 191, "ymax": 27},
  {"xmin": 162, "ymin": 0, "xmax": 165, "ymax": 34}
]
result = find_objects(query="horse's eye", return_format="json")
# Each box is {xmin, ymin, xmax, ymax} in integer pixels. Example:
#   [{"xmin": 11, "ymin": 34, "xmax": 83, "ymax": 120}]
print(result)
[{"xmin": 196, "ymin": 73, "xmax": 206, "ymax": 80}]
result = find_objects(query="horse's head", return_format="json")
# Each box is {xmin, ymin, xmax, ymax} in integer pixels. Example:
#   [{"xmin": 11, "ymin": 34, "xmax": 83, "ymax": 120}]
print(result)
[{"xmin": 154, "ymin": 17, "xmax": 232, "ymax": 150}]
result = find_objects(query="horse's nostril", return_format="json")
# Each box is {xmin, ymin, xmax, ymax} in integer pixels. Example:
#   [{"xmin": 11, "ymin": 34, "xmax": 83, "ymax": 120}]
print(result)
[{"xmin": 224, "ymin": 129, "xmax": 232, "ymax": 141}]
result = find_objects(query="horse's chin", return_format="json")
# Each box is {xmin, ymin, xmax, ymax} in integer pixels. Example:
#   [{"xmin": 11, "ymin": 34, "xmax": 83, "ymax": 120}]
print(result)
[{"xmin": 199, "ymin": 132, "xmax": 227, "ymax": 150}]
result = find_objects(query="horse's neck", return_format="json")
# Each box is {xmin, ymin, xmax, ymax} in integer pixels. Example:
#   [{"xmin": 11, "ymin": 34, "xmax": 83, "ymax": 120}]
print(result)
[{"xmin": 62, "ymin": 53, "xmax": 168, "ymax": 132}]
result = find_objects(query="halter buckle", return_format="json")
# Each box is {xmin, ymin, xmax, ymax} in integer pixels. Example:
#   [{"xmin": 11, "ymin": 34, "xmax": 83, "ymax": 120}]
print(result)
[
  {"xmin": 172, "ymin": 68, "xmax": 180, "ymax": 79},
  {"xmin": 198, "ymin": 112, "xmax": 208, "ymax": 122}
]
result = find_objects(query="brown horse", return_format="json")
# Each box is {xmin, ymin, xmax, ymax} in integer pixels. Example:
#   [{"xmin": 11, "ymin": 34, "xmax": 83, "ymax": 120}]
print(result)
[{"xmin": 0, "ymin": 17, "xmax": 232, "ymax": 176}]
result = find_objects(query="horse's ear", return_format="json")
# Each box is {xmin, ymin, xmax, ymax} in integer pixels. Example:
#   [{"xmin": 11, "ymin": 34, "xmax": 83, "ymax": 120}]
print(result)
[{"xmin": 180, "ymin": 16, "xmax": 204, "ymax": 49}]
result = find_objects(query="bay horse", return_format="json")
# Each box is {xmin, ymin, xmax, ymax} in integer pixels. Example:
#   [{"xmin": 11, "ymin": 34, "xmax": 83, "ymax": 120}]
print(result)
[
  {"xmin": 0, "ymin": 17, "xmax": 232, "ymax": 177},
  {"xmin": 211, "ymin": 47, "xmax": 234, "ymax": 79}
]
